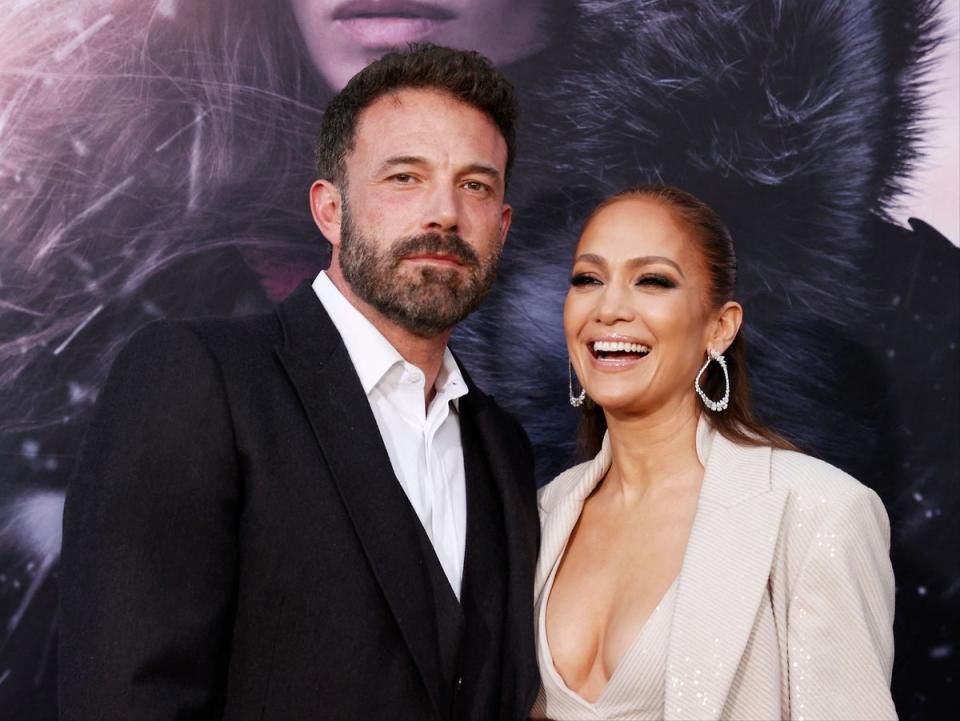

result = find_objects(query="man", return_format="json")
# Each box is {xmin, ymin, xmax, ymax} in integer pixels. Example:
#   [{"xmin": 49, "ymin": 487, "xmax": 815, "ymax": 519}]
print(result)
[{"xmin": 59, "ymin": 44, "xmax": 539, "ymax": 721}]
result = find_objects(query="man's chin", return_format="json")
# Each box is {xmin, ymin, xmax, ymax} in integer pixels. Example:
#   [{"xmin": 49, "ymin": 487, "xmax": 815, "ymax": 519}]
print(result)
[
  {"xmin": 375, "ymin": 288, "xmax": 477, "ymax": 337},
  {"xmin": 385, "ymin": 307, "xmax": 461, "ymax": 338},
  {"xmin": 397, "ymin": 287, "xmax": 467, "ymax": 316}
]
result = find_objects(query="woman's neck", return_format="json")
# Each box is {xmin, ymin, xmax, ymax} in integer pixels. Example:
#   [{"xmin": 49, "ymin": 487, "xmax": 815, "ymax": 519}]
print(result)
[{"xmin": 602, "ymin": 402, "xmax": 705, "ymax": 503}]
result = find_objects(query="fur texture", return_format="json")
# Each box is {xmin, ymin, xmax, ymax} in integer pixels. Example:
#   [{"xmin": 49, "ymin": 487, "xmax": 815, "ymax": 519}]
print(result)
[{"xmin": 455, "ymin": 0, "xmax": 943, "ymax": 481}]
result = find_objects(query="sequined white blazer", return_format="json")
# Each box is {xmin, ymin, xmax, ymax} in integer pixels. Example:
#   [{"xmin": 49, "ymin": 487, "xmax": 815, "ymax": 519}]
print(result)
[{"xmin": 534, "ymin": 419, "xmax": 897, "ymax": 720}]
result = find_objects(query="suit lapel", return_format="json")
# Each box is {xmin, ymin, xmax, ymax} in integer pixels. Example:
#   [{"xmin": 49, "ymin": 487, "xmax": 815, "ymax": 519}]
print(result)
[
  {"xmin": 458, "ymin": 388, "xmax": 540, "ymax": 719},
  {"xmin": 273, "ymin": 284, "xmax": 444, "ymax": 720},
  {"xmin": 459, "ymin": 409, "xmax": 499, "ymax": 641},
  {"xmin": 534, "ymin": 436, "xmax": 612, "ymax": 604},
  {"xmin": 665, "ymin": 428, "xmax": 788, "ymax": 721}
]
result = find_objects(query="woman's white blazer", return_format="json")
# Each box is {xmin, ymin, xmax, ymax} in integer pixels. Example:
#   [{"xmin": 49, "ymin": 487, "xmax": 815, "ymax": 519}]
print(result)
[{"xmin": 535, "ymin": 419, "xmax": 897, "ymax": 720}]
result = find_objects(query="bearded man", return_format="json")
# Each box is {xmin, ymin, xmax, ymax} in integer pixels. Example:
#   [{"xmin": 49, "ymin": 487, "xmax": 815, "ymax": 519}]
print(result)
[{"xmin": 58, "ymin": 44, "xmax": 539, "ymax": 721}]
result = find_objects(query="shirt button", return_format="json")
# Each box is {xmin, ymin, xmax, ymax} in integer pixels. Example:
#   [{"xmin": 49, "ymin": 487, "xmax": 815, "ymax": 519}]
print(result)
[{"xmin": 456, "ymin": 676, "xmax": 463, "ymax": 690}]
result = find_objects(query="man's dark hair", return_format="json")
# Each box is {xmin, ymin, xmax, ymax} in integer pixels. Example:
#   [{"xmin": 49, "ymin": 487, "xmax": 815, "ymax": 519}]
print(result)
[{"xmin": 315, "ymin": 43, "xmax": 518, "ymax": 187}]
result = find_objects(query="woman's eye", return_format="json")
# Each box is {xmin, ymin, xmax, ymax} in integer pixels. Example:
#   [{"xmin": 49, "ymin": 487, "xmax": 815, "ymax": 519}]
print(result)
[
  {"xmin": 637, "ymin": 274, "xmax": 676, "ymax": 289},
  {"xmin": 570, "ymin": 273, "xmax": 601, "ymax": 287}
]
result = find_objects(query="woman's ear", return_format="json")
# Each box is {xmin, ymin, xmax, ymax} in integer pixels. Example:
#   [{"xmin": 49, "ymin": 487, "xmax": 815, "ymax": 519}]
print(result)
[
  {"xmin": 708, "ymin": 301, "xmax": 743, "ymax": 354},
  {"xmin": 309, "ymin": 179, "xmax": 343, "ymax": 248}
]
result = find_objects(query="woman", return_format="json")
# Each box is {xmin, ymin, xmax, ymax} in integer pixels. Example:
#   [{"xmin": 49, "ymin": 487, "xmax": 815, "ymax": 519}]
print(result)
[{"xmin": 531, "ymin": 185, "xmax": 896, "ymax": 720}]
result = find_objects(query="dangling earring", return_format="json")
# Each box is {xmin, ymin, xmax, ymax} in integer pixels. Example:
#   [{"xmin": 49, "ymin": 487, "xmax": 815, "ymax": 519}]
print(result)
[
  {"xmin": 568, "ymin": 361, "xmax": 586, "ymax": 407},
  {"xmin": 694, "ymin": 347, "xmax": 730, "ymax": 412}
]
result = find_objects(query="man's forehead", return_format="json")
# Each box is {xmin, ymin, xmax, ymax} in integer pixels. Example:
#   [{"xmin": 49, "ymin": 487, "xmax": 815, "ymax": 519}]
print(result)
[
  {"xmin": 350, "ymin": 88, "xmax": 507, "ymax": 167},
  {"xmin": 360, "ymin": 87, "xmax": 473, "ymax": 121}
]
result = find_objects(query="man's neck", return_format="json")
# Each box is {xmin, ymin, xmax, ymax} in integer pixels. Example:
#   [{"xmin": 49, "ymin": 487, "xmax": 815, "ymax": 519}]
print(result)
[{"xmin": 326, "ymin": 267, "xmax": 450, "ymax": 408}]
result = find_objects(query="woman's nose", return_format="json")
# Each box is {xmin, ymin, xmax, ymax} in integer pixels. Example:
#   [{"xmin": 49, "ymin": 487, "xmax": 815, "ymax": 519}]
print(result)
[{"xmin": 595, "ymin": 283, "xmax": 635, "ymax": 325}]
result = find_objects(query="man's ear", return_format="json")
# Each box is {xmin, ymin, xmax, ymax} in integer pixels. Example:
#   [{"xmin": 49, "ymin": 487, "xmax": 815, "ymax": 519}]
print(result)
[
  {"xmin": 309, "ymin": 179, "xmax": 343, "ymax": 248},
  {"xmin": 708, "ymin": 301, "xmax": 743, "ymax": 355},
  {"xmin": 498, "ymin": 203, "xmax": 512, "ymax": 247}
]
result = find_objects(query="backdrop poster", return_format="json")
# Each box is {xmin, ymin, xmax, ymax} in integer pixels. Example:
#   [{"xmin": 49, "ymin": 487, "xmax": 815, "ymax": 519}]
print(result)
[{"xmin": 1, "ymin": 1, "xmax": 957, "ymax": 718}]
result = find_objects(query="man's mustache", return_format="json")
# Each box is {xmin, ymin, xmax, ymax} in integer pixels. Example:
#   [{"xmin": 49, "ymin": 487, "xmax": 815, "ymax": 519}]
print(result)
[{"xmin": 389, "ymin": 233, "xmax": 480, "ymax": 268}]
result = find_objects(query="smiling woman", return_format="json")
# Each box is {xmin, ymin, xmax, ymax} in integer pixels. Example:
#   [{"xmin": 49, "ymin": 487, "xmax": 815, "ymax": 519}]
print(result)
[
  {"xmin": 566, "ymin": 186, "xmax": 794, "ymax": 458},
  {"xmin": 531, "ymin": 185, "xmax": 898, "ymax": 721}
]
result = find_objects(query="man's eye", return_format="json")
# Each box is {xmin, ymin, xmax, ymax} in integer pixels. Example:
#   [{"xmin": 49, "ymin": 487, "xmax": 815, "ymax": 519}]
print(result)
[
  {"xmin": 391, "ymin": 174, "xmax": 415, "ymax": 183},
  {"xmin": 570, "ymin": 273, "xmax": 601, "ymax": 287},
  {"xmin": 462, "ymin": 180, "xmax": 489, "ymax": 192}
]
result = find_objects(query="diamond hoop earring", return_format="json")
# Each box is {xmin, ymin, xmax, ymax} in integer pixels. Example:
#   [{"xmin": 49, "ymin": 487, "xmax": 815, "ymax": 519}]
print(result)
[
  {"xmin": 694, "ymin": 348, "xmax": 730, "ymax": 412},
  {"xmin": 568, "ymin": 362, "xmax": 586, "ymax": 407}
]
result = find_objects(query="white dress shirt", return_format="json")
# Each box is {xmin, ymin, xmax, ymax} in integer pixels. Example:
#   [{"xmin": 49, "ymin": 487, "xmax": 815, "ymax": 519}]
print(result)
[{"xmin": 312, "ymin": 271, "xmax": 468, "ymax": 598}]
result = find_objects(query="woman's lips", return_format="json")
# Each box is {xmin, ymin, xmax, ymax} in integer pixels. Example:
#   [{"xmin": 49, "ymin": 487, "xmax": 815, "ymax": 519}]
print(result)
[
  {"xmin": 587, "ymin": 339, "xmax": 652, "ymax": 371},
  {"xmin": 336, "ymin": 16, "xmax": 448, "ymax": 46},
  {"xmin": 589, "ymin": 352, "xmax": 650, "ymax": 371},
  {"xmin": 333, "ymin": 2, "xmax": 456, "ymax": 47}
]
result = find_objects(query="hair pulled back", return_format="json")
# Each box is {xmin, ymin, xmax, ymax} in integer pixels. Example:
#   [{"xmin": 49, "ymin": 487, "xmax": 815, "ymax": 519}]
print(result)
[{"xmin": 577, "ymin": 184, "xmax": 796, "ymax": 457}]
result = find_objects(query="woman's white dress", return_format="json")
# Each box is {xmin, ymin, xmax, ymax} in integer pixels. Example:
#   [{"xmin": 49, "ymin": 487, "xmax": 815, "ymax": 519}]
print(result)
[{"xmin": 533, "ymin": 543, "xmax": 678, "ymax": 721}]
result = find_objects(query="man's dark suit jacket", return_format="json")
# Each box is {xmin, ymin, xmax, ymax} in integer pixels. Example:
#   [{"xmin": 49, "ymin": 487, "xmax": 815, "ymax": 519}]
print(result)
[{"xmin": 58, "ymin": 283, "xmax": 540, "ymax": 720}]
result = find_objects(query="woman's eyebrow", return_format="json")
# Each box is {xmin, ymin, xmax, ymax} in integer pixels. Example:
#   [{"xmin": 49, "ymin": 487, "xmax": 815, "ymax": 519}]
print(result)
[
  {"xmin": 625, "ymin": 255, "xmax": 685, "ymax": 278},
  {"xmin": 572, "ymin": 252, "xmax": 606, "ymax": 266},
  {"xmin": 573, "ymin": 253, "xmax": 685, "ymax": 278}
]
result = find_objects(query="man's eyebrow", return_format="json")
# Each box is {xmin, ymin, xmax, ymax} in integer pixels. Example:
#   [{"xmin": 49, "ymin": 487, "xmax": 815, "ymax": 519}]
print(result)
[
  {"xmin": 461, "ymin": 163, "xmax": 502, "ymax": 182},
  {"xmin": 375, "ymin": 155, "xmax": 428, "ymax": 174},
  {"xmin": 574, "ymin": 253, "xmax": 686, "ymax": 278}
]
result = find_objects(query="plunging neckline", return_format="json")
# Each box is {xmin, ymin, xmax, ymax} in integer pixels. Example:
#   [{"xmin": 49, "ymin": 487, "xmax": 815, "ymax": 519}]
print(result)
[{"xmin": 539, "ymin": 539, "xmax": 679, "ymax": 709}]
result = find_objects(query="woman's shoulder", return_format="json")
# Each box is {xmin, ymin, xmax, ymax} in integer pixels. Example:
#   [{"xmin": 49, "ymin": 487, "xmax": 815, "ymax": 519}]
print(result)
[
  {"xmin": 768, "ymin": 446, "xmax": 882, "ymax": 508},
  {"xmin": 709, "ymin": 426, "xmax": 884, "ymax": 513},
  {"xmin": 762, "ymin": 446, "xmax": 894, "ymax": 617},
  {"xmin": 713, "ymin": 434, "xmax": 890, "ymax": 554},
  {"xmin": 764, "ymin": 446, "xmax": 891, "ymax": 555}
]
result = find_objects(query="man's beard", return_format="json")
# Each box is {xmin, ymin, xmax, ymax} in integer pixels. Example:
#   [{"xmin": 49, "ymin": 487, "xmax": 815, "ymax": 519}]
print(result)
[{"xmin": 338, "ymin": 200, "xmax": 503, "ymax": 337}]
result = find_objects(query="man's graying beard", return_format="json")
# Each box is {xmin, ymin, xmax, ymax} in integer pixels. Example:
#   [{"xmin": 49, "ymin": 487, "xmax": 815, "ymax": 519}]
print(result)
[{"xmin": 338, "ymin": 197, "xmax": 503, "ymax": 337}]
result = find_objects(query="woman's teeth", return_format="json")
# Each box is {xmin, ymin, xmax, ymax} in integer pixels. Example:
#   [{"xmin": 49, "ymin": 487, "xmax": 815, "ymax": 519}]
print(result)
[{"xmin": 592, "ymin": 340, "xmax": 651, "ymax": 356}]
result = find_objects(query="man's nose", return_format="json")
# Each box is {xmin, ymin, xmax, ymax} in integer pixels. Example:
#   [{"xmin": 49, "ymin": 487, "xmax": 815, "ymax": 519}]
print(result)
[{"xmin": 422, "ymin": 183, "xmax": 460, "ymax": 233}]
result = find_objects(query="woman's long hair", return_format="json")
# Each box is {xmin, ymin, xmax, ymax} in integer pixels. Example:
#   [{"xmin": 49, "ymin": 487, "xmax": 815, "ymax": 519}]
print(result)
[
  {"xmin": 577, "ymin": 184, "xmax": 797, "ymax": 457},
  {"xmin": 0, "ymin": 0, "xmax": 329, "ymax": 451}
]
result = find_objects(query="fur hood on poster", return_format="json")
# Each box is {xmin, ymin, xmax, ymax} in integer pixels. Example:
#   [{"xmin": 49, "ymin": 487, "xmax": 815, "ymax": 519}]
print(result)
[{"xmin": 454, "ymin": 0, "xmax": 943, "ymax": 481}]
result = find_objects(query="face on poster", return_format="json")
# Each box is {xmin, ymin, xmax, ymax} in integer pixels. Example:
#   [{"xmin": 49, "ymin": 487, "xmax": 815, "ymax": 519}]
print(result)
[{"xmin": 289, "ymin": 0, "xmax": 551, "ymax": 89}]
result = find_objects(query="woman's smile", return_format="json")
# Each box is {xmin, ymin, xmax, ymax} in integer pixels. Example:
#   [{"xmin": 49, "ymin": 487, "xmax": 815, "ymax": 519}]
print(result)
[
  {"xmin": 586, "ymin": 335, "xmax": 652, "ymax": 370},
  {"xmin": 564, "ymin": 196, "xmax": 713, "ymax": 413}
]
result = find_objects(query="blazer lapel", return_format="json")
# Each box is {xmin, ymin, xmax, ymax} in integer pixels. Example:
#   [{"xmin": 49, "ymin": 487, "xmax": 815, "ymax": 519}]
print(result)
[
  {"xmin": 534, "ymin": 435, "xmax": 612, "ymax": 604},
  {"xmin": 665, "ymin": 423, "xmax": 788, "ymax": 721},
  {"xmin": 273, "ymin": 284, "xmax": 445, "ymax": 720},
  {"xmin": 458, "ymin": 387, "xmax": 541, "ymax": 718}
]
